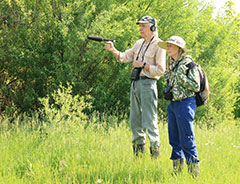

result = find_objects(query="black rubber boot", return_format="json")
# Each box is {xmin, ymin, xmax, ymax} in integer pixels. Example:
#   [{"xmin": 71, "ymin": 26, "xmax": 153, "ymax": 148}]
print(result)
[
  {"xmin": 150, "ymin": 145, "xmax": 160, "ymax": 158},
  {"xmin": 173, "ymin": 158, "xmax": 184, "ymax": 175},
  {"xmin": 133, "ymin": 144, "xmax": 145, "ymax": 157}
]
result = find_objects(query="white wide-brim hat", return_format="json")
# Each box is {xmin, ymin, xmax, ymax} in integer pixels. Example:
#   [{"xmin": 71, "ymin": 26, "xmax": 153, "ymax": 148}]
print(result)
[{"xmin": 158, "ymin": 36, "xmax": 191, "ymax": 52}]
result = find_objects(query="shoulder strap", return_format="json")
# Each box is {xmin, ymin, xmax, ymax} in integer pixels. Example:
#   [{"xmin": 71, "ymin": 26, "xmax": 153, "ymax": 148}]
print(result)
[
  {"xmin": 136, "ymin": 40, "xmax": 145, "ymax": 60},
  {"xmin": 186, "ymin": 61, "xmax": 197, "ymax": 76},
  {"xmin": 186, "ymin": 61, "xmax": 206, "ymax": 91}
]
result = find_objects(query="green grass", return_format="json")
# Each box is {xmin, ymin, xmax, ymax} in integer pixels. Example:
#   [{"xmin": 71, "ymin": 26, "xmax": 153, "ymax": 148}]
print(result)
[{"xmin": 0, "ymin": 117, "xmax": 239, "ymax": 184}]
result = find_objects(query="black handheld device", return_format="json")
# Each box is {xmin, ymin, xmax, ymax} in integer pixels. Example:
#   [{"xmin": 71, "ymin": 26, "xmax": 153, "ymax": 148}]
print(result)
[{"xmin": 87, "ymin": 36, "xmax": 117, "ymax": 42}]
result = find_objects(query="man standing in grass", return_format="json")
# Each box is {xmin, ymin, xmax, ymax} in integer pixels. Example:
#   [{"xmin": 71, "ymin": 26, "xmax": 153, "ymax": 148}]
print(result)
[{"xmin": 105, "ymin": 16, "xmax": 166, "ymax": 157}]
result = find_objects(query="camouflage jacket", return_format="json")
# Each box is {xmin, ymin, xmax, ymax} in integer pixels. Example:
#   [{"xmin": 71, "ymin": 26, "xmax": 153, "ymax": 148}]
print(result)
[{"xmin": 164, "ymin": 53, "xmax": 200, "ymax": 101}]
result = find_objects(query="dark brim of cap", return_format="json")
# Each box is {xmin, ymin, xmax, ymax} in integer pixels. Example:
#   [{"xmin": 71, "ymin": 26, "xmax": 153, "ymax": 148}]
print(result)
[{"xmin": 136, "ymin": 21, "xmax": 149, "ymax": 24}]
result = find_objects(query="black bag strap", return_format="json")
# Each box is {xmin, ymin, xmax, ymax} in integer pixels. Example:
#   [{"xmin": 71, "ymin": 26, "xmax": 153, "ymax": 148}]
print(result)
[
  {"xmin": 136, "ymin": 40, "xmax": 145, "ymax": 60},
  {"xmin": 186, "ymin": 60, "xmax": 206, "ymax": 92},
  {"xmin": 136, "ymin": 36, "xmax": 154, "ymax": 62},
  {"xmin": 186, "ymin": 61, "xmax": 197, "ymax": 76}
]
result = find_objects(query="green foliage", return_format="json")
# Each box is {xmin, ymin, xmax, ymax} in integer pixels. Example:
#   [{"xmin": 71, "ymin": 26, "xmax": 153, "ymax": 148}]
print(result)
[
  {"xmin": 39, "ymin": 83, "xmax": 92, "ymax": 125},
  {"xmin": 0, "ymin": 0, "xmax": 239, "ymax": 125},
  {"xmin": 234, "ymin": 78, "xmax": 240, "ymax": 118}
]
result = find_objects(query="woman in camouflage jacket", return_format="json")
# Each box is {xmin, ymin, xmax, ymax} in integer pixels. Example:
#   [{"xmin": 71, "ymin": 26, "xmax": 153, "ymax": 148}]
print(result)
[{"xmin": 158, "ymin": 36, "xmax": 200, "ymax": 177}]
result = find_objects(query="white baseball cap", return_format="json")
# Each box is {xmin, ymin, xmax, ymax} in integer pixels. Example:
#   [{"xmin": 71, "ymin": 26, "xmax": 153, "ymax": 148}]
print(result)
[{"xmin": 158, "ymin": 36, "xmax": 191, "ymax": 52}]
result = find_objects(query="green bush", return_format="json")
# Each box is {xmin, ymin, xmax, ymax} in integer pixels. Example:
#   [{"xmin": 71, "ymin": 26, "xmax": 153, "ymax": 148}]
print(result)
[{"xmin": 39, "ymin": 83, "xmax": 92, "ymax": 126}]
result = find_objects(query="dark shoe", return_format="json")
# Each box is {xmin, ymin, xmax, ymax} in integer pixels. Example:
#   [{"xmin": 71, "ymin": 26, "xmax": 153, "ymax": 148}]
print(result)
[
  {"xmin": 150, "ymin": 145, "xmax": 160, "ymax": 158},
  {"xmin": 133, "ymin": 144, "xmax": 145, "ymax": 157},
  {"xmin": 173, "ymin": 158, "xmax": 184, "ymax": 175},
  {"xmin": 188, "ymin": 162, "xmax": 200, "ymax": 178}
]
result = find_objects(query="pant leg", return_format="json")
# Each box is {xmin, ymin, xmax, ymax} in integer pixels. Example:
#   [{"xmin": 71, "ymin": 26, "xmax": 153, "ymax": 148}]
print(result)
[
  {"xmin": 130, "ymin": 81, "xmax": 146, "ymax": 145},
  {"xmin": 174, "ymin": 97, "xmax": 199, "ymax": 164},
  {"xmin": 167, "ymin": 102, "xmax": 184, "ymax": 160},
  {"xmin": 140, "ymin": 79, "xmax": 160, "ymax": 148}
]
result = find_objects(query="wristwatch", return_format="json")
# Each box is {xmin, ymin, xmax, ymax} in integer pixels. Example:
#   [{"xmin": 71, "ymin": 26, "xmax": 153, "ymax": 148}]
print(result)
[{"xmin": 142, "ymin": 62, "xmax": 146, "ymax": 69}]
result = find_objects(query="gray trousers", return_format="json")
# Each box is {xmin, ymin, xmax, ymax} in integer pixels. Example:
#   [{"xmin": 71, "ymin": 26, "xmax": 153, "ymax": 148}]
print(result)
[{"xmin": 130, "ymin": 78, "xmax": 160, "ymax": 148}]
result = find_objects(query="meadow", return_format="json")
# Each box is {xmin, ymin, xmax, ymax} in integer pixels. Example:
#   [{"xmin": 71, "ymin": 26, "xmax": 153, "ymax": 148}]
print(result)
[
  {"xmin": 1, "ymin": 1, "xmax": 239, "ymax": 183},
  {"xmin": 0, "ymin": 116, "xmax": 239, "ymax": 184}
]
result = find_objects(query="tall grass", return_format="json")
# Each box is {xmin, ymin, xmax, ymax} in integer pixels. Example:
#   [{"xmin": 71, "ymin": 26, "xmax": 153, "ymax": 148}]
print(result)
[
  {"xmin": 0, "ymin": 115, "xmax": 239, "ymax": 184},
  {"xmin": 1, "ymin": 85, "xmax": 239, "ymax": 183}
]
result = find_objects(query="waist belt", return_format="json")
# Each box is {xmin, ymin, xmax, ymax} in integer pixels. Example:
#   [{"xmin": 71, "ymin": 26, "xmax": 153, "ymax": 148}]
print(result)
[{"xmin": 140, "ymin": 76, "xmax": 153, "ymax": 80}]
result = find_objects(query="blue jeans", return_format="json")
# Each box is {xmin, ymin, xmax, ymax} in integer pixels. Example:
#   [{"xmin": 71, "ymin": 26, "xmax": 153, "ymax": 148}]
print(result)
[{"xmin": 167, "ymin": 96, "xmax": 199, "ymax": 164}]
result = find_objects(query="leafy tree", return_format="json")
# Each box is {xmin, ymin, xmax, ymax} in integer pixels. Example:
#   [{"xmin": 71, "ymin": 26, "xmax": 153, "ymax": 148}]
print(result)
[{"xmin": 0, "ymin": 0, "xmax": 239, "ymax": 126}]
